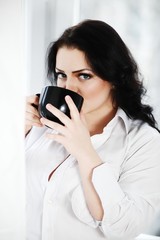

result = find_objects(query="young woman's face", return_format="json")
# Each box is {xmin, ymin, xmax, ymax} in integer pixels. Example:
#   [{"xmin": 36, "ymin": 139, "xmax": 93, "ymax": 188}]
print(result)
[{"xmin": 55, "ymin": 47, "xmax": 114, "ymax": 116}]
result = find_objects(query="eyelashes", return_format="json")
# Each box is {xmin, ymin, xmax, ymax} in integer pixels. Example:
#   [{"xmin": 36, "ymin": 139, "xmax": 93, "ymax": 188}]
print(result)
[
  {"xmin": 55, "ymin": 72, "xmax": 66, "ymax": 79},
  {"xmin": 78, "ymin": 73, "xmax": 92, "ymax": 80},
  {"xmin": 55, "ymin": 72, "xmax": 93, "ymax": 81}
]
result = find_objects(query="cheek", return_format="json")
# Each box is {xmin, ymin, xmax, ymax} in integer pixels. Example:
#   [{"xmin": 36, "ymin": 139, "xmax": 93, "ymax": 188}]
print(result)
[
  {"xmin": 57, "ymin": 79, "xmax": 65, "ymax": 88},
  {"xmin": 83, "ymin": 82, "xmax": 111, "ymax": 100},
  {"xmin": 81, "ymin": 82, "xmax": 113, "ymax": 109}
]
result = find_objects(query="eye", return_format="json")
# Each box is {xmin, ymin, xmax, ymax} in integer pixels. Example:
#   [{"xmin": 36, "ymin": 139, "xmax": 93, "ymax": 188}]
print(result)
[
  {"xmin": 79, "ymin": 73, "xmax": 92, "ymax": 80},
  {"xmin": 55, "ymin": 72, "xmax": 66, "ymax": 80}
]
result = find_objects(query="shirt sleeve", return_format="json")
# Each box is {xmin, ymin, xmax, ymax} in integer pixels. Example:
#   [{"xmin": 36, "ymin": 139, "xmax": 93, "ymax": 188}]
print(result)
[
  {"xmin": 71, "ymin": 131, "xmax": 160, "ymax": 239},
  {"xmin": 25, "ymin": 126, "xmax": 48, "ymax": 150}
]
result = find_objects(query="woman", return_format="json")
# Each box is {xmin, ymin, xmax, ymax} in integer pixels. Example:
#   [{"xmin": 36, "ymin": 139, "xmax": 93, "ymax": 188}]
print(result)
[{"xmin": 25, "ymin": 19, "xmax": 160, "ymax": 240}]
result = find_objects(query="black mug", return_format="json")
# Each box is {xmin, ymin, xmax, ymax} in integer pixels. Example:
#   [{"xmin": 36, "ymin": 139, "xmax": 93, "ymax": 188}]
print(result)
[{"xmin": 38, "ymin": 86, "xmax": 84, "ymax": 125}]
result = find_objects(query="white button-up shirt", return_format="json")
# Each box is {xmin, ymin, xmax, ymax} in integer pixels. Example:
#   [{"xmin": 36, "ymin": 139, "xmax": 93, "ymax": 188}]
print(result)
[{"xmin": 25, "ymin": 108, "xmax": 160, "ymax": 240}]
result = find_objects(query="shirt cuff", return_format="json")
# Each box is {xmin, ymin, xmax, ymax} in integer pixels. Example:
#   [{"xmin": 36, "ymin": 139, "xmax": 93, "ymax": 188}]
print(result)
[
  {"xmin": 92, "ymin": 162, "xmax": 125, "ymax": 210},
  {"xmin": 71, "ymin": 184, "xmax": 100, "ymax": 228}
]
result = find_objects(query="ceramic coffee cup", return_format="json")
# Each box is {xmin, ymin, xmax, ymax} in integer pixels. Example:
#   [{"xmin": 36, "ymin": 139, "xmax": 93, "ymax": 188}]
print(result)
[{"xmin": 38, "ymin": 86, "xmax": 84, "ymax": 125}]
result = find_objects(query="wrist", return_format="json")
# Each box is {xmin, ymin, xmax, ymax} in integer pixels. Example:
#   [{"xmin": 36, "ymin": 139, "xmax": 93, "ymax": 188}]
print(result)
[{"xmin": 77, "ymin": 149, "xmax": 103, "ymax": 178}]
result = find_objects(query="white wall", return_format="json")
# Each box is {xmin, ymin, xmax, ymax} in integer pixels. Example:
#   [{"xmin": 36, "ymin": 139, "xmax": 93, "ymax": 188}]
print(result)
[{"xmin": 0, "ymin": 0, "xmax": 25, "ymax": 239}]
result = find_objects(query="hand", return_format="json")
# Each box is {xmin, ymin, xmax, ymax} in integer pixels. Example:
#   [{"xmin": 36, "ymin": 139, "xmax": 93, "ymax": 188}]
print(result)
[
  {"xmin": 40, "ymin": 95, "xmax": 93, "ymax": 159},
  {"xmin": 25, "ymin": 95, "xmax": 43, "ymax": 136}
]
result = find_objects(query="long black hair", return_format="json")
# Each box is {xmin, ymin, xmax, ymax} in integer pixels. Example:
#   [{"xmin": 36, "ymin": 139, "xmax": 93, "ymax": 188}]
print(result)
[{"xmin": 47, "ymin": 19, "xmax": 159, "ymax": 132}]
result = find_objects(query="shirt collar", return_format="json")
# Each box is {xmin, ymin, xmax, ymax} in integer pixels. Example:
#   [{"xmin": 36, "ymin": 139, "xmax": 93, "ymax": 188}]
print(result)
[
  {"xmin": 91, "ymin": 108, "xmax": 130, "ymax": 149},
  {"xmin": 115, "ymin": 108, "xmax": 130, "ymax": 134},
  {"xmin": 102, "ymin": 107, "xmax": 130, "ymax": 135}
]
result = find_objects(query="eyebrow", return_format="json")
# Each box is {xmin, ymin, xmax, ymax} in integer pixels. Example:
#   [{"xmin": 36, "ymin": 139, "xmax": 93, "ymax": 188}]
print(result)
[{"xmin": 55, "ymin": 68, "xmax": 93, "ymax": 73}]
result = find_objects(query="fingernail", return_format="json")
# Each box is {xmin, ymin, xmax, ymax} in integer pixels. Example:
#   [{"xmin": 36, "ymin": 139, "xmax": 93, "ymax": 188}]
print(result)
[
  {"xmin": 40, "ymin": 118, "xmax": 45, "ymax": 123},
  {"xmin": 46, "ymin": 103, "xmax": 51, "ymax": 109},
  {"xmin": 65, "ymin": 95, "xmax": 70, "ymax": 100}
]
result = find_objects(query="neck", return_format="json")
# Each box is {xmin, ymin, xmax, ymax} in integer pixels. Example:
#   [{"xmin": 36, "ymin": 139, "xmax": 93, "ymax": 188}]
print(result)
[{"xmin": 85, "ymin": 106, "xmax": 117, "ymax": 136}]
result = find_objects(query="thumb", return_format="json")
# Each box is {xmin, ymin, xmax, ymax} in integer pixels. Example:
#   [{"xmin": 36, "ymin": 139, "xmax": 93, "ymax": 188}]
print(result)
[{"xmin": 80, "ymin": 111, "xmax": 87, "ymax": 126}]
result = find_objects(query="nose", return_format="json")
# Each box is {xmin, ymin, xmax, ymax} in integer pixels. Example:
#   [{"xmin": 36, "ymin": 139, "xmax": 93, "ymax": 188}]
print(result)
[{"xmin": 65, "ymin": 78, "xmax": 78, "ymax": 93}]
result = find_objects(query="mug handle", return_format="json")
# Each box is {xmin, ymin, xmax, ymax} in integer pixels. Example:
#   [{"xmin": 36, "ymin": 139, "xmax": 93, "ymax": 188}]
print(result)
[{"xmin": 31, "ymin": 93, "xmax": 40, "ymax": 110}]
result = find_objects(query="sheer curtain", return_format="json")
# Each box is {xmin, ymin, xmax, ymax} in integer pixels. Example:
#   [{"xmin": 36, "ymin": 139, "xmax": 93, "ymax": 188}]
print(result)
[{"xmin": 0, "ymin": 0, "xmax": 25, "ymax": 239}]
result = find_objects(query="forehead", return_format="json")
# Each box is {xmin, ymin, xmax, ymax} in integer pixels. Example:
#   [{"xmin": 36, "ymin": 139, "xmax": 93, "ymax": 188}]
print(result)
[{"xmin": 56, "ymin": 47, "xmax": 90, "ymax": 70}]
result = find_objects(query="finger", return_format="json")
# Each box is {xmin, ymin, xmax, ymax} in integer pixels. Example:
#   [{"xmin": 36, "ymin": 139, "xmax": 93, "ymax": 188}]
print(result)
[
  {"xmin": 45, "ymin": 103, "xmax": 71, "ymax": 126},
  {"xmin": 40, "ymin": 117, "xmax": 67, "ymax": 135},
  {"xmin": 26, "ymin": 103, "xmax": 40, "ymax": 118},
  {"xmin": 80, "ymin": 110, "xmax": 87, "ymax": 125},
  {"xmin": 26, "ymin": 95, "xmax": 40, "ymax": 111},
  {"xmin": 45, "ymin": 132, "xmax": 65, "ymax": 145},
  {"xmin": 25, "ymin": 119, "xmax": 43, "ymax": 128},
  {"xmin": 65, "ymin": 95, "xmax": 80, "ymax": 120},
  {"xmin": 25, "ymin": 112, "xmax": 43, "ymax": 126},
  {"xmin": 26, "ymin": 95, "xmax": 39, "ymax": 105}
]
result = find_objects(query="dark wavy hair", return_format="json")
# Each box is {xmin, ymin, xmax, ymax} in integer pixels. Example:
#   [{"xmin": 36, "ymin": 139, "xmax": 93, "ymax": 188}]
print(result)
[{"xmin": 47, "ymin": 19, "xmax": 159, "ymax": 132}]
